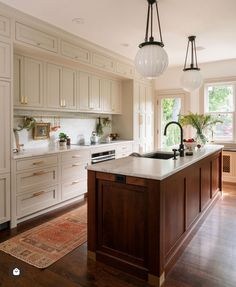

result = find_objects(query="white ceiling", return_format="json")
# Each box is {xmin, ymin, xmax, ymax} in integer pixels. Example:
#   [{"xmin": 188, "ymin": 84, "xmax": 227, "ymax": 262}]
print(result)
[{"xmin": 1, "ymin": 0, "xmax": 236, "ymax": 66}]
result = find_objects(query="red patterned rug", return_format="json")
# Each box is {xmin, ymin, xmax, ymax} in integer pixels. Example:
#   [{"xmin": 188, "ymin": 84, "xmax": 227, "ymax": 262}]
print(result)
[{"xmin": 0, "ymin": 204, "xmax": 87, "ymax": 269}]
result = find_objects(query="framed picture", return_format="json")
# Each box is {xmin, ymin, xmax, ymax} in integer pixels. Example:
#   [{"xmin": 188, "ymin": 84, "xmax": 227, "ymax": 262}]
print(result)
[{"xmin": 33, "ymin": 123, "xmax": 50, "ymax": 140}]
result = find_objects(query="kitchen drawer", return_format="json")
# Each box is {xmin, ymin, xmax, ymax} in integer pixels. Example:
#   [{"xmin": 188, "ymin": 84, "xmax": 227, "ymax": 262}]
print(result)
[
  {"xmin": 15, "ymin": 22, "xmax": 58, "ymax": 53},
  {"xmin": 92, "ymin": 53, "xmax": 115, "ymax": 72},
  {"xmin": 16, "ymin": 166, "xmax": 58, "ymax": 193},
  {"xmin": 61, "ymin": 149, "xmax": 90, "ymax": 163},
  {"xmin": 61, "ymin": 162, "xmax": 87, "ymax": 181},
  {"xmin": 62, "ymin": 178, "xmax": 87, "ymax": 201},
  {"xmin": 116, "ymin": 152, "xmax": 132, "ymax": 159},
  {"xmin": 16, "ymin": 155, "xmax": 58, "ymax": 172},
  {"xmin": 0, "ymin": 15, "xmax": 10, "ymax": 38},
  {"xmin": 17, "ymin": 185, "xmax": 59, "ymax": 218},
  {"xmin": 61, "ymin": 40, "xmax": 90, "ymax": 64},
  {"xmin": 116, "ymin": 62, "xmax": 134, "ymax": 78},
  {"xmin": 116, "ymin": 143, "xmax": 133, "ymax": 155}
]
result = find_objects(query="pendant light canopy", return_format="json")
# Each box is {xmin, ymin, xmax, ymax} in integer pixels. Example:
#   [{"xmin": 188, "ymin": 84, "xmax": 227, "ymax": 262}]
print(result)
[
  {"xmin": 135, "ymin": 0, "xmax": 168, "ymax": 79},
  {"xmin": 180, "ymin": 36, "xmax": 202, "ymax": 92}
]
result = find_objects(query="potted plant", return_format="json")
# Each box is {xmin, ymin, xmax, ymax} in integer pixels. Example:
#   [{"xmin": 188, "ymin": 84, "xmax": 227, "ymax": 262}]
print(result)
[
  {"xmin": 58, "ymin": 132, "xmax": 68, "ymax": 147},
  {"xmin": 179, "ymin": 112, "xmax": 222, "ymax": 145}
]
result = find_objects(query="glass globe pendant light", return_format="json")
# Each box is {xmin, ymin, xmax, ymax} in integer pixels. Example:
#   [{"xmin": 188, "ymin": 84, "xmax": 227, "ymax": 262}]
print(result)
[
  {"xmin": 180, "ymin": 36, "xmax": 203, "ymax": 92},
  {"xmin": 135, "ymin": 0, "xmax": 168, "ymax": 79}
]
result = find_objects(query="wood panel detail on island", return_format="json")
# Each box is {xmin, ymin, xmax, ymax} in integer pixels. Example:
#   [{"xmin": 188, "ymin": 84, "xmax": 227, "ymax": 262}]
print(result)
[{"xmin": 87, "ymin": 149, "xmax": 222, "ymax": 286}]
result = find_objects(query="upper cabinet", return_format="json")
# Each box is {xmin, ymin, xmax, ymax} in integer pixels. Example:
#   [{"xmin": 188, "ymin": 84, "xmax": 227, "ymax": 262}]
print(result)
[
  {"xmin": 61, "ymin": 40, "xmax": 90, "ymax": 64},
  {"xmin": 0, "ymin": 81, "xmax": 10, "ymax": 174},
  {"xmin": 14, "ymin": 54, "xmax": 43, "ymax": 107},
  {"xmin": 0, "ymin": 15, "xmax": 10, "ymax": 38},
  {"xmin": 15, "ymin": 22, "xmax": 58, "ymax": 53},
  {"xmin": 116, "ymin": 62, "xmax": 134, "ymax": 79},
  {"xmin": 101, "ymin": 79, "xmax": 122, "ymax": 114},
  {"xmin": 0, "ymin": 41, "xmax": 11, "ymax": 78},
  {"xmin": 92, "ymin": 53, "xmax": 115, "ymax": 73},
  {"xmin": 46, "ymin": 63, "xmax": 76, "ymax": 110},
  {"xmin": 77, "ymin": 72, "xmax": 101, "ymax": 112}
]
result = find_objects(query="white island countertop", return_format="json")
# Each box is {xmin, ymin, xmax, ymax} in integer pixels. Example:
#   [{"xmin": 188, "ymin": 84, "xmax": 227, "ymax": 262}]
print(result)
[{"xmin": 87, "ymin": 145, "xmax": 223, "ymax": 180}]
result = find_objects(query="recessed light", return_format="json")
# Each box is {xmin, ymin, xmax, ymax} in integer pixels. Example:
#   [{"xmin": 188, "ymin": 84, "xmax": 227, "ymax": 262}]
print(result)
[
  {"xmin": 196, "ymin": 46, "xmax": 205, "ymax": 51},
  {"xmin": 72, "ymin": 18, "xmax": 85, "ymax": 24},
  {"xmin": 121, "ymin": 43, "xmax": 129, "ymax": 47}
]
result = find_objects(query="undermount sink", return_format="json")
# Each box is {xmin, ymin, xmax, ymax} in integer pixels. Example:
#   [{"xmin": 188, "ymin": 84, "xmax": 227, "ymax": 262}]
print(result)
[{"xmin": 142, "ymin": 151, "xmax": 176, "ymax": 160}]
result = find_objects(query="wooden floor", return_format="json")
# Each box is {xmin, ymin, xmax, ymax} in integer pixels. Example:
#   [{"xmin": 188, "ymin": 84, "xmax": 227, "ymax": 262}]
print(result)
[{"xmin": 1, "ymin": 183, "xmax": 236, "ymax": 287}]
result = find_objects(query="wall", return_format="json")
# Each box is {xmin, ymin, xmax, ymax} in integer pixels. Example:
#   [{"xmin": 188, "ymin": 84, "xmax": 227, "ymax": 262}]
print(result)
[
  {"xmin": 13, "ymin": 111, "xmax": 112, "ymax": 150},
  {"xmin": 155, "ymin": 58, "xmax": 236, "ymax": 113}
]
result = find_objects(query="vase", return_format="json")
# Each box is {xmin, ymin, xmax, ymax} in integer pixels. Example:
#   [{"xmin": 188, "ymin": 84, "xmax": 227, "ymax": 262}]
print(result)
[{"xmin": 195, "ymin": 132, "xmax": 208, "ymax": 146}]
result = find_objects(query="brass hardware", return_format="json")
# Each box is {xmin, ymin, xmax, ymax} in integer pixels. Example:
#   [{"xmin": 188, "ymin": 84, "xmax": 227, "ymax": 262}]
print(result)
[
  {"xmin": 33, "ymin": 170, "xmax": 46, "ymax": 176},
  {"xmin": 20, "ymin": 96, "xmax": 24, "ymax": 104},
  {"xmin": 72, "ymin": 163, "xmax": 82, "ymax": 167},
  {"xmin": 72, "ymin": 180, "xmax": 80, "ymax": 185},
  {"xmin": 72, "ymin": 155, "xmax": 81, "ymax": 158},
  {"xmin": 33, "ymin": 190, "xmax": 45, "ymax": 197},
  {"xmin": 32, "ymin": 161, "xmax": 44, "ymax": 165}
]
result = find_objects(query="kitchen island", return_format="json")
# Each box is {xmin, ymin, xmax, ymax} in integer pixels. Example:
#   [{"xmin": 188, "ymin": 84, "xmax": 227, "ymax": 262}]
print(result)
[{"xmin": 87, "ymin": 145, "xmax": 223, "ymax": 286}]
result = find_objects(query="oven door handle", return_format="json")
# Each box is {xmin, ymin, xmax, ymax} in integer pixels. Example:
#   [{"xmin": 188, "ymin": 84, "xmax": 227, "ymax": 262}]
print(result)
[{"xmin": 92, "ymin": 157, "xmax": 115, "ymax": 164}]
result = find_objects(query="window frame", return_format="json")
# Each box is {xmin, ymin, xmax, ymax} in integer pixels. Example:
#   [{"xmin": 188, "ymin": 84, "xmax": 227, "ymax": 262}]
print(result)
[{"xmin": 203, "ymin": 80, "xmax": 236, "ymax": 143}]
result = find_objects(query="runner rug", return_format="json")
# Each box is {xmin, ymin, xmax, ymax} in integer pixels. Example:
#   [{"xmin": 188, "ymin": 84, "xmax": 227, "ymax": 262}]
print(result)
[{"xmin": 0, "ymin": 204, "xmax": 87, "ymax": 269}]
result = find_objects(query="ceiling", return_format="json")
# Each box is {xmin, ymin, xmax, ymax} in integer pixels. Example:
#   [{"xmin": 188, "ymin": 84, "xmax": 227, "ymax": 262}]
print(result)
[{"xmin": 1, "ymin": 0, "xmax": 236, "ymax": 66}]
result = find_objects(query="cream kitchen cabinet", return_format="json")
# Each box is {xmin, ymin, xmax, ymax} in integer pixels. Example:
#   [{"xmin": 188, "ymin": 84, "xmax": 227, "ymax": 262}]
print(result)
[
  {"xmin": 0, "ymin": 41, "xmax": 11, "ymax": 78},
  {"xmin": 0, "ymin": 174, "xmax": 10, "ymax": 224},
  {"xmin": 101, "ymin": 79, "xmax": 122, "ymax": 114},
  {"xmin": 61, "ymin": 40, "xmax": 90, "ymax": 64},
  {"xmin": 0, "ymin": 15, "xmax": 10, "ymax": 38},
  {"xmin": 0, "ymin": 81, "xmax": 10, "ymax": 174},
  {"xmin": 14, "ymin": 154, "xmax": 59, "ymax": 220},
  {"xmin": 14, "ymin": 54, "xmax": 44, "ymax": 107},
  {"xmin": 15, "ymin": 22, "xmax": 58, "ymax": 53},
  {"xmin": 115, "ymin": 142, "xmax": 133, "ymax": 159},
  {"xmin": 77, "ymin": 71, "xmax": 101, "ymax": 112},
  {"xmin": 61, "ymin": 149, "xmax": 90, "ymax": 201},
  {"xmin": 92, "ymin": 52, "xmax": 115, "ymax": 73},
  {"xmin": 46, "ymin": 63, "xmax": 76, "ymax": 110},
  {"xmin": 116, "ymin": 61, "xmax": 134, "ymax": 78}
]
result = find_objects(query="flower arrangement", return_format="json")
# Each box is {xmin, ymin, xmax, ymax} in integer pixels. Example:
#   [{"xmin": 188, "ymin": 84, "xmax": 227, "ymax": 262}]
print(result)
[{"xmin": 179, "ymin": 112, "xmax": 222, "ymax": 145}]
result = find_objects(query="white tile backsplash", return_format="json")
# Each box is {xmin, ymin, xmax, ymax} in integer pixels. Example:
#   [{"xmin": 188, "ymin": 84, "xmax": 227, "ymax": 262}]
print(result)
[{"xmin": 14, "ymin": 114, "xmax": 112, "ymax": 149}]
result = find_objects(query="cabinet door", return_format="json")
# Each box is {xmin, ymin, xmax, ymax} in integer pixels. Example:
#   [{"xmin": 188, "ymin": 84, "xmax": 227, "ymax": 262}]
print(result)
[
  {"xmin": 46, "ymin": 63, "xmax": 61, "ymax": 108},
  {"xmin": 0, "ymin": 41, "xmax": 10, "ymax": 78},
  {"xmin": 101, "ymin": 79, "xmax": 112, "ymax": 112},
  {"xmin": 62, "ymin": 67, "xmax": 76, "ymax": 110},
  {"xmin": 145, "ymin": 86, "xmax": 153, "ymax": 113},
  {"xmin": 0, "ymin": 174, "xmax": 10, "ymax": 224},
  {"xmin": 0, "ymin": 15, "xmax": 10, "ymax": 38},
  {"xmin": 23, "ymin": 57, "xmax": 43, "ymax": 107},
  {"xmin": 111, "ymin": 80, "xmax": 121, "ymax": 113},
  {"xmin": 0, "ymin": 81, "xmax": 10, "ymax": 174},
  {"xmin": 14, "ymin": 54, "xmax": 24, "ymax": 106},
  {"xmin": 78, "ymin": 72, "xmax": 90, "ymax": 111},
  {"xmin": 139, "ymin": 84, "xmax": 146, "ymax": 112},
  {"xmin": 90, "ymin": 75, "xmax": 101, "ymax": 111}
]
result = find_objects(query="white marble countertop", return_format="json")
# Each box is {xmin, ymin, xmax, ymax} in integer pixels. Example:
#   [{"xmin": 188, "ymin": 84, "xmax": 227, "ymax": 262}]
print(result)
[
  {"xmin": 13, "ymin": 140, "xmax": 134, "ymax": 159},
  {"xmin": 87, "ymin": 145, "xmax": 224, "ymax": 180}
]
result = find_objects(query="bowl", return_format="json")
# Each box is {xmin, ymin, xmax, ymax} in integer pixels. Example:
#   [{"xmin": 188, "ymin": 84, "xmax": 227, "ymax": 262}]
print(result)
[{"xmin": 184, "ymin": 142, "xmax": 197, "ymax": 151}]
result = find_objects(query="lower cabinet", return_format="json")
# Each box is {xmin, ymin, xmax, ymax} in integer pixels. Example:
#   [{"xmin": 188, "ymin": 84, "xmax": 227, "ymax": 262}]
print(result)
[
  {"xmin": 0, "ymin": 173, "xmax": 10, "ymax": 224},
  {"xmin": 115, "ymin": 142, "xmax": 133, "ymax": 159}
]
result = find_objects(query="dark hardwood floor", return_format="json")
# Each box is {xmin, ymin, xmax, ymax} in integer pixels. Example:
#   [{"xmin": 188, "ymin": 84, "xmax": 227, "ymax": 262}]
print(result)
[{"xmin": 1, "ymin": 183, "xmax": 236, "ymax": 287}]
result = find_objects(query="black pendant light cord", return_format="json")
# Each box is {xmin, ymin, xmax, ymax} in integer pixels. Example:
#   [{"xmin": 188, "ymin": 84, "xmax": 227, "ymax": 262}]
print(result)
[
  {"xmin": 183, "ymin": 36, "xmax": 200, "ymax": 71},
  {"xmin": 140, "ymin": 0, "xmax": 164, "ymax": 48}
]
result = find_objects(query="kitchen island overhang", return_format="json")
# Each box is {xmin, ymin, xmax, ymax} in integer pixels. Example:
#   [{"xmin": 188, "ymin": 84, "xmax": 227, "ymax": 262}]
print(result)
[{"xmin": 87, "ymin": 145, "xmax": 223, "ymax": 286}]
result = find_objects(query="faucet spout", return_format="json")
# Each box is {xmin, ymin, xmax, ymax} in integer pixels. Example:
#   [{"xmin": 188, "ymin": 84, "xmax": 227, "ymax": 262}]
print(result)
[{"xmin": 163, "ymin": 121, "xmax": 184, "ymax": 157}]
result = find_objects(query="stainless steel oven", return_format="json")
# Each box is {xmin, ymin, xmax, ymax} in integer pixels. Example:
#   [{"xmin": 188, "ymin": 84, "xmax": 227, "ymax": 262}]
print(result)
[{"xmin": 91, "ymin": 150, "xmax": 115, "ymax": 164}]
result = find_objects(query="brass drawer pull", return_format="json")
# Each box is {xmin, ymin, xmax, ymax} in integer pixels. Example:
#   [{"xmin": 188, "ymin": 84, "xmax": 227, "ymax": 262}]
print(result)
[
  {"xmin": 33, "ymin": 190, "xmax": 45, "ymax": 197},
  {"xmin": 72, "ymin": 155, "xmax": 81, "ymax": 158},
  {"xmin": 33, "ymin": 170, "xmax": 47, "ymax": 176},
  {"xmin": 72, "ymin": 180, "xmax": 80, "ymax": 185},
  {"xmin": 72, "ymin": 163, "xmax": 82, "ymax": 167},
  {"xmin": 33, "ymin": 161, "xmax": 44, "ymax": 165}
]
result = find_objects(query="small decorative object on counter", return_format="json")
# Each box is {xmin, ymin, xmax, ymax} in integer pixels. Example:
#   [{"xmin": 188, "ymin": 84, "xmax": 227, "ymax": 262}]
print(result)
[
  {"xmin": 90, "ymin": 131, "xmax": 99, "ymax": 145},
  {"xmin": 96, "ymin": 117, "xmax": 103, "ymax": 136},
  {"xmin": 110, "ymin": 133, "xmax": 118, "ymax": 140},
  {"xmin": 105, "ymin": 135, "xmax": 112, "ymax": 143},
  {"xmin": 184, "ymin": 138, "xmax": 197, "ymax": 156},
  {"xmin": 59, "ymin": 132, "xmax": 68, "ymax": 147},
  {"xmin": 33, "ymin": 122, "xmax": 50, "ymax": 140}
]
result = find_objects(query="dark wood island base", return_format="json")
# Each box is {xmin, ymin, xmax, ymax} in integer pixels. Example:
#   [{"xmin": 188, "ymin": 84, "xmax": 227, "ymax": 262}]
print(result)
[{"xmin": 87, "ymin": 150, "xmax": 222, "ymax": 286}]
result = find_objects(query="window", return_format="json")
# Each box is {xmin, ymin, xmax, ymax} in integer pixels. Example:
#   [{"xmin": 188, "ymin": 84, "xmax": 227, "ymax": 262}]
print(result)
[
  {"xmin": 157, "ymin": 91, "xmax": 187, "ymax": 148},
  {"xmin": 204, "ymin": 82, "xmax": 235, "ymax": 142}
]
